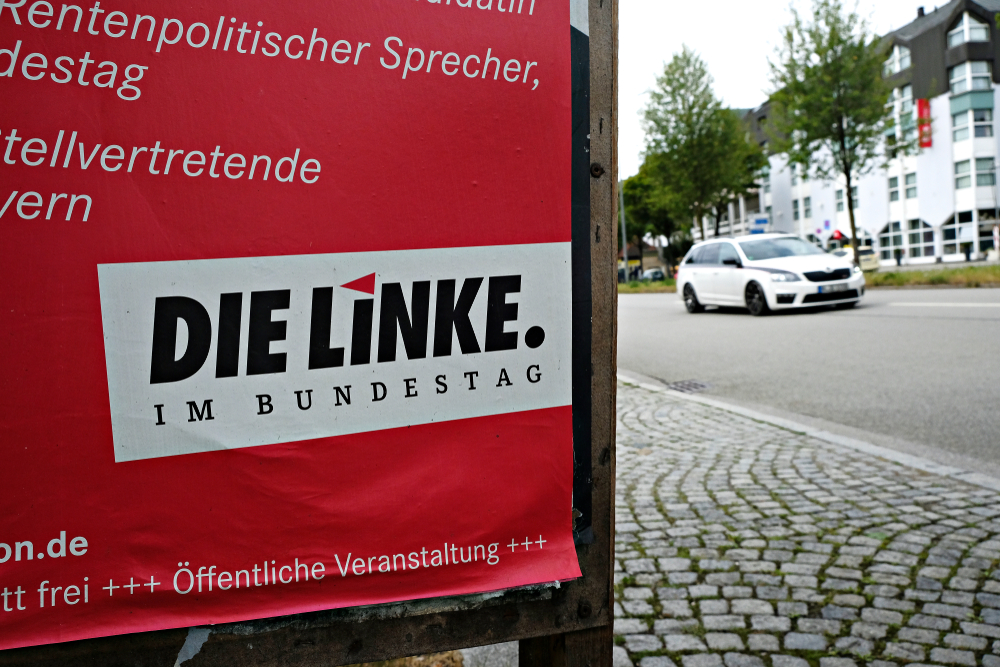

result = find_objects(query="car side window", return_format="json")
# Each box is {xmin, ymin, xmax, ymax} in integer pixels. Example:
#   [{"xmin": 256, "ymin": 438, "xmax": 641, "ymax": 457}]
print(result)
[
  {"xmin": 699, "ymin": 243, "xmax": 720, "ymax": 264},
  {"xmin": 718, "ymin": 243, "xmax": 740, "ymax": 265},
  {"xmin": 685, "ymin": 247, "xmax": 702, "ymax": 264}
]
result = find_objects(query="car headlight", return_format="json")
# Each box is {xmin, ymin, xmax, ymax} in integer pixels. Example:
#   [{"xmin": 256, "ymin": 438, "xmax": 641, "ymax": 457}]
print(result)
[
  {"xmin": 852, "ymin": 265, "xmax": 862, "ymax": 275},
  {"xmin": 769, "ymin": 271, "xmax": 801, "ymax": 282}
]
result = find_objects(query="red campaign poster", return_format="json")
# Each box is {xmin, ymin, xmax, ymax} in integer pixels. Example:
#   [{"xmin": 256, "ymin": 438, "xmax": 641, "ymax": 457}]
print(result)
[
  {"xmin": 0, "ymin": 0, "xmax": 579, "ymax": 650},
  {"xmin": 917, "ymin": 98, "xmax": 932, "ymax": 148}
]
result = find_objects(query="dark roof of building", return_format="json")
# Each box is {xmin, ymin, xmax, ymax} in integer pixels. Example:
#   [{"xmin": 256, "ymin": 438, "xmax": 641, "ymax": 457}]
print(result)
[{"xmin": 885, "ymin": 0, "xmax": 1000, "ymax": 43}]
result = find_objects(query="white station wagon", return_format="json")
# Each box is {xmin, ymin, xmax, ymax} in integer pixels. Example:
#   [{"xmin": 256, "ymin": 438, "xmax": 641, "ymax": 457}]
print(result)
[{"xmin": 677, "ymin": 234, "xmax": 866, "ymax": 316}]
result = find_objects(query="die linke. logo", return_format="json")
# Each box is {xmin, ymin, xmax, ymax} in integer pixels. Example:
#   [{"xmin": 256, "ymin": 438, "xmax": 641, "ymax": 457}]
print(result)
[
  {"xmin": 98, "ymin": 245, "xmax": 573, "ymax": 461},
  {"xmin": 150, "ymin": 272, "xmax": 544, "ymax": 416}
]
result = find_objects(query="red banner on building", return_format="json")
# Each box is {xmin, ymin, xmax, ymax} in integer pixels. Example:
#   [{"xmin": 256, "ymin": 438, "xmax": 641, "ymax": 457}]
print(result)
[
  {"xmin": 0, "ymin": 0, "xmax": 579, "ymax": 650},
  {"xmin": 917, "ymin": 98, "xmax": 932, "ymax": 148}
]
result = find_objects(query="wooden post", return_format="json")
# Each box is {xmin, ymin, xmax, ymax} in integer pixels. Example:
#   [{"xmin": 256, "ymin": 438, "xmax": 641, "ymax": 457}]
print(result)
[
  {"xmin": 520, "ymin": 0, "xmax": 618, "ymax": 659},
  {"xmin": 520, "ymin": 625, "xmax": 614, "ymax": 667}
]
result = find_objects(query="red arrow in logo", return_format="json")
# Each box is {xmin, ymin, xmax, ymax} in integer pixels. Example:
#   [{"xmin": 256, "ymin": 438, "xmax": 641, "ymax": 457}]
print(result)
[{"xmin": 341, "ymin": 273, "xmax": 376, "ymax": 294}]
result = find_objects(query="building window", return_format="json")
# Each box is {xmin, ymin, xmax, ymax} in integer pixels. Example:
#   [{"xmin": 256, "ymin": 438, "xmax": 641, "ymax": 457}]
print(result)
[
  {"xmin": 981, "ymin": 226, "xmax": 997, "ymax": 250},
  {"xmin": 803, "ymin": 196, "xmax": 811, "ymax": 219},
  {"xmin": 878, "ymin": 220, "xmax": 932, "ymax": 260},
  {"xmin": 905, "ymin": 173, "xmax": 917, "ymax": 198},
  {"xmin": 835, "ymin": 230, "xmax": 874, "ymax": 251},
  {"xmin": 879, "ymin": 221, "xmax": 904, "ymax": 260},
  {"xmin": 971, "ymin": 16, "xmax": 991, "ymax": 41},
  {"xmin": 972, "ymin": 62, "xmax": 992, "ymax": 89},
  {"xmin": 790, "ymin": 164, "xmax": 798, "ymax": 186},
  {"xmin": 954, "ymin": 111, "xmax": 970, "ymax": 141},
  {"xmin": 907, "ymin": 219, "xmax": 935, "ymax": 257},
  {"xmin": 975, "ymin": 109, "xmax": 994, "ymax": 137},
  {"xmin": 977, "ymin": 157, "xmax": 996, "ymax": 186},
  {"xmin": 948, "ymin": 12, "xmax": 990, "ymax": 47},
  {"xmin": 980, "ymin": 209, "xmax": 997, "ymax": 251},
  {"xmin": 899, "ymin": 84, "xmax": 913, "ymax": 114},
  {"xmin": 954, "ymin": 108, "xmax": 994, "ymax": 140},
  {"xmin": 943, "ymin": 211, "xmax": 975, "ymax": 254},
  {"xmin": 765, "ymin": 205, "xmax": 772, "ymax": 218},
  {"xmin": 793, "ymin": 199, "xmax": 800, "ymax": 221},
  {"xmin": 898, "ymin": 46, "xmax": 911, "ymax": 70},
  {"xmin": 950, "ymin": 61, "xmax": 992, "ymax": 95},
  {"xmin": 900, "ymin": 86, "xmax": 914, "ymax": 126},
  {"xmin": 883, "ymin": 45, "xmax": 912, "ymax": 76},
  {"xmin": 948, "ymin": 23, "xmax": 963, "ymax": 47},
  {"xmin": 888, "ymin": 85, "xmax": 917, "ymax": 143},
  {"xmin": 834, "ymin": 186, "xmax": 860, "ymax": 210},
  {"xmin": 956, "ymin": 160, "xmax": 972, "ymax": 188},
  {"xmin": 889, "ymin": 177, "xmax": 899, "ymax": 201},
  {"xmin": 760, "ymin": 166, "xmax": 770, "ymax": 193},
  {"xmin": 950, "ymin": 65, "xmax": 966, "ymax": 94}
]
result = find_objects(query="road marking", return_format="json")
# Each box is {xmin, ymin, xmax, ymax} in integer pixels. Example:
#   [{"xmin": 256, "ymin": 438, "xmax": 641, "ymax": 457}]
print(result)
[{"xmin": 887, "ymin": 302, "xmax": 1000, "ymax": 308}]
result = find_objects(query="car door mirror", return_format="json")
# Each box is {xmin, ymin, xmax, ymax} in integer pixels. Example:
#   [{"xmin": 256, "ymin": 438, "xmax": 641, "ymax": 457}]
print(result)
[{"xmin": 722, "ymin": 258, "xmax": 742, "ymax": 268}]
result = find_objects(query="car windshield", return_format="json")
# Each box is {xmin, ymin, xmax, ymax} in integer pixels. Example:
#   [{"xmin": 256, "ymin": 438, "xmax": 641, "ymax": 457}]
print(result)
[{"xmin": 738, "ymin": 237, "xmax": 826, "ymax": 261}]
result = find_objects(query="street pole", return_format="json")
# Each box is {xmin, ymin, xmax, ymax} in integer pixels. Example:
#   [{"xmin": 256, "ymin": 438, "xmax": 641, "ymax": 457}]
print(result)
[
  {"xmin": 619, "ymin": 179, "xmax": 627, "ymax": 281},
  {"xmin": 992, "ymin": 162, "xmax": 999, "ymax": 261}
]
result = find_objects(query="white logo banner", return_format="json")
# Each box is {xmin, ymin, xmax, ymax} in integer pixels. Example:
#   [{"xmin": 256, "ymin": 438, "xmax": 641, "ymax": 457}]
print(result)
[{"xmin": 98, "ymin": 243, "xmax": 572, "ymax": 462}]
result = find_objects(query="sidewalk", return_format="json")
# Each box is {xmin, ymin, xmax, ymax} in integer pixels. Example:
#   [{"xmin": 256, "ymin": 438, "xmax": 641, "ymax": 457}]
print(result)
[
  {"xmin": 614, "ymin": 380, "xmax": 1000, "ymax": 667},
  {"xmin": 875, "ymin": 259, "xmax": 999, "ymax": 273}
]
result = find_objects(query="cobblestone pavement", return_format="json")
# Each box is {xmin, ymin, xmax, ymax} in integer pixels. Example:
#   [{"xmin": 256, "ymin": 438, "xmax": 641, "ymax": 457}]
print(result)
[{"xmin": 614, "ymin": 381, "xmax": 1000, "ymax": 667}]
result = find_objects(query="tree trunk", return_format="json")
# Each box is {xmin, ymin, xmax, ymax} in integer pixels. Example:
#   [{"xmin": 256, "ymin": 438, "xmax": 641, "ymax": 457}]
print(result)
[
  {"xmin": 838, "ymin": 119, "xmax": 861, "ymax": 269},
  {"xmin": 845, "ymin": 172, "xmax": 860, "ymax": 268},
  {"xmin": 713, "ymin": 205, "xmax": 722, "ymax": 237}
]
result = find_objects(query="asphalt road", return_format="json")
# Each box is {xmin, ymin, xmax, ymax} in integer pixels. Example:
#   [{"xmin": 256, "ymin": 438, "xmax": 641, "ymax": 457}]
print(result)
[{"xmin": 618, "ymin": 287, "xmax": 1000, "ymax": 472}]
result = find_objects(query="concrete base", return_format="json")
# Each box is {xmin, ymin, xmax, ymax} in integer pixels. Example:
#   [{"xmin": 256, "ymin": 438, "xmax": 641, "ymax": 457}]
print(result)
[{"xmin": 460, "ymin": 641, "xmax": 518, "ymax": 667}]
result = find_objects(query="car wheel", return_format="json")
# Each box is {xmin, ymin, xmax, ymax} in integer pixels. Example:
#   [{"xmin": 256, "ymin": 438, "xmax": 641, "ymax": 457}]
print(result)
[
  {"xmin": 683, "ymin": 284, "xmax": 703, "ymax": 313},
  {"xmin": 835, "ymin": 301, "xmax": 857, "ymax": 310},
  {"xmin": 745, "ymin": 282, "xmax": 770, "ymax": 316}
]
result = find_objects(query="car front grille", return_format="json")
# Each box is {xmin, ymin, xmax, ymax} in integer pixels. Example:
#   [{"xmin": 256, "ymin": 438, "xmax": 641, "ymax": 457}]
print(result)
[
  {"xmin": 804, "ymin": 269, "xmax": 851, "ymax": 282},
  {"xmin": 802, "ymin": 289, "xmax": 859, "ymax": 304},
  {"xmin": 776, "ymin": 294, "xmax": 796, "ymax": 304}
]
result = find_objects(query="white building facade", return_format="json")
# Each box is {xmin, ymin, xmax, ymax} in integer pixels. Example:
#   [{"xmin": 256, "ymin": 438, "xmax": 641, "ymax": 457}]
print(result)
[{"xmin": 727, "ymin": 0, "xmax": 1000, "ymax": 266}]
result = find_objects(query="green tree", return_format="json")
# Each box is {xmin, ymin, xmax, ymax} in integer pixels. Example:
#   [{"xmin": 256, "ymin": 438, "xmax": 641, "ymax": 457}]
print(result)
[
  {"xmin": 769, "ymin": 0, "xmax": 899, "ymax": 263},
  {"xmin": 709, "ymin": 109, "xmax": 768, "ymax": 238},
  {"xmin": 619, "ymin": 156, "xmax": 677, "ymax": 274},
  {"xmin": 644, "ymin": 47, "xmax": 765, "ymax": 241},
  {"xmin": 643, "ymin": 46, "xmax": 728, "ymax": 240}
]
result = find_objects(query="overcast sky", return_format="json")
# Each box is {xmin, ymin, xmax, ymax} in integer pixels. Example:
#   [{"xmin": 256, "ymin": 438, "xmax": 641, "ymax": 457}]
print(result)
[{"xmin": 617, "ymin": 0, "xmax": 930, "ymax": 179}]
